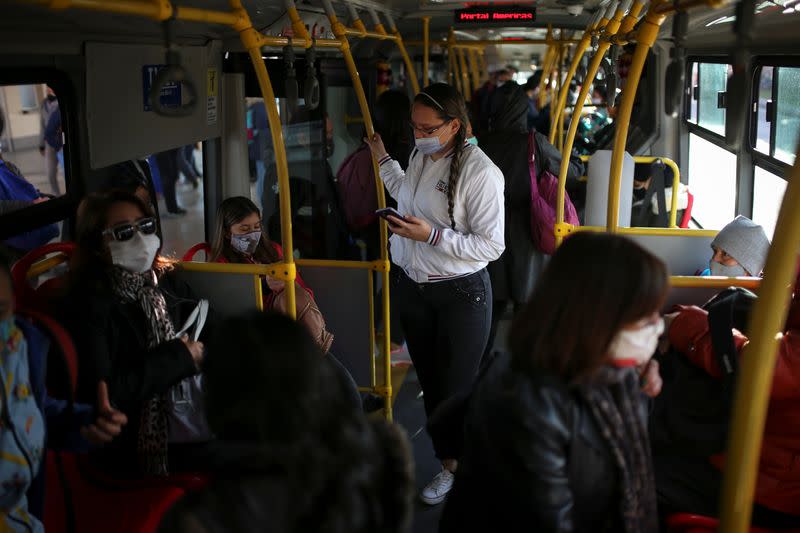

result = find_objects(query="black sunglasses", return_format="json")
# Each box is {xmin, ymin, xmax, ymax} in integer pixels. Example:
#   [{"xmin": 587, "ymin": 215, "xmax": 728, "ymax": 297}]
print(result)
[{"xmin": 103, "ymin": 217, "xmax": 157, "ymax": 242}]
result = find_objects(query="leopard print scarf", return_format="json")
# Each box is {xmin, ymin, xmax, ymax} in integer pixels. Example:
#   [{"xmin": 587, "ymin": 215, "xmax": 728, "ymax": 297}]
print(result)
[
  {"xmin": 110, "ymin": 267, "xmax": 175, "ymax": 476},
  {"xmin": 579, "ymin": 367, "xmax": 658, "ymax": 533}
]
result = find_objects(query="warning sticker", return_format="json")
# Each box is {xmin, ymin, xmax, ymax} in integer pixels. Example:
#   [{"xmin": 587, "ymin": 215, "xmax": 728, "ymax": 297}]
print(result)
[{"xmin": 207, "ymin": 68, "xmax": 218, "ymax": 125}]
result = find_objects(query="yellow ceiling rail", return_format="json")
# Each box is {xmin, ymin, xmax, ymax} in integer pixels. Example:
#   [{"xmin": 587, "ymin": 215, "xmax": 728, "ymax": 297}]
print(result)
[
  {"xmin": 719, "ymin": 149, "xmax": 800, "ymax": 533},
  {"xmin": 554, "ymin": 0, "xmax": 631, "ymax": 247}
]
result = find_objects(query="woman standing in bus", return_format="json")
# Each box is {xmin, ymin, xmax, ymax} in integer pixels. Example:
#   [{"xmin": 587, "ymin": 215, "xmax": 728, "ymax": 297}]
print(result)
[{"xmin": 364, "ymin": 83, "xmax": 505, "ymax": 505}]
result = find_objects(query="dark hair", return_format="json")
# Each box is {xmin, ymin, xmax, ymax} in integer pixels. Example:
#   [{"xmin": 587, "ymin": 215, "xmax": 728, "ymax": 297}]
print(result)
[
  {"xmin": 70, "ymin": 190, "xmax": 164, "ymax": 289},
  {"xmin": 525, "ymin": 70, "xmax": 543, "ymax": 91},
  {"xmin": 509, "ymin": 233, "xmax": 668, "ymax": 384},
  {"xmin": 374, "ymin": 90, "xmax": 411, "ymax": 163},
  {"xmin": 103, "ymin": 161, "xmax": 147, "ymax": 195},
  {"xmin": 210, "ymin": 196, "xmax": 280, "ymax": 265},
  {"xmin": 202, "ymin": 312, "xmax": 414, "ymax": 533},
  {"xmin": 414, "ymin": 83, "xmax": 469, "ymax": 230}
]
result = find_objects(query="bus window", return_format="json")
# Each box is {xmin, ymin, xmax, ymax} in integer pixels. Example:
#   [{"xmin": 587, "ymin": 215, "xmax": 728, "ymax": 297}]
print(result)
[
  {"xmin": 686, "ymin": 61, "xmax": 732, "ymax": 136},
  {"xmin": 1, "ymin": 83, "xmax": 66, "ymax": 198},
  {"xmin": 752, "ymin": 165, "xmax": 787, "ymax": 239},
  {"xmin": 754, "ymin": 65, "xmax": 800, "ymax": 166},
  {"xmin": 688, "ymin": 133, "xmax": 737, "ymax": 229}
]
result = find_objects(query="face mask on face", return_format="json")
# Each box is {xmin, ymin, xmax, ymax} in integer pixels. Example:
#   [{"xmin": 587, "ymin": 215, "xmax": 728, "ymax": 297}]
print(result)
[
  {"xmin": 108, "ymin": 232, "xmax": 161, "ymax": 273},
  {"xmin": 415, "ymin": 134, "xmax": 446, "ymax": 156},
  {"xmin": 710, "ymin": 261, "xmax": 747, "ymax": 277},
  {"xmin": 466, "ymin": 136, "xmax": 478, "ymax": 146},
  {"xmin": 608, "ymin": 318, "xmax": 664, "ymax": 367},
  {"xmin": 231, "ymin": 230, "xmax": 262, "ymax": 255}
]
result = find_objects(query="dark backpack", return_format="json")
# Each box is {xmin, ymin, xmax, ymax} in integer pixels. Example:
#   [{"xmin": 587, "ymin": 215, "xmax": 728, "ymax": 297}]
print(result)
[
  {"xmin": 650, "ymin": 287, "xmax": 756, "ymax": 457},
  {"xmin": 335, "ymin": 144, "xmax": 378, "ymax": 233}
]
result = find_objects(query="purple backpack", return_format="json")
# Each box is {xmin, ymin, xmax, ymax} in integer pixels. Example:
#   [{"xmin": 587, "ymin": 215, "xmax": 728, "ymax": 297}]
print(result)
[{"xmin": 528, "ymin": 132, "xmax": 580, "ymax": 255}]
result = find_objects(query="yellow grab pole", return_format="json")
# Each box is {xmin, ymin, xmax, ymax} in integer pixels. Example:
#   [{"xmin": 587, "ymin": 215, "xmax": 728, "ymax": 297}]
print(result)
[
  {"xmin": 537, "ymin": 44, "xmax": 556, "ymax": 109},
  {"xmin": 719, "ymin": 151, "xmax": 800, "ymax": 533},
  {"xmin": 549, "ymin": 11, "xmax": 603, "ymax": 145},
  {"xmin": 422, "ymin": 16, "xmax": 431, "ymax": 87},
  {"xmin": 479, "ymin": 49, "xmax": 488, "ymax": 82},
  {"xmin": 285, "ymin": 0, "xmax": 311, "ymax": 43},
  {"xmin": 468, "ymin": 49, "xmax": 481, "ymax": 94},
  {"xmin": 382, "ymin": 12, "xmax": 420, "ymax": 94},
  {"xmin": 325, "ymin": 3, "xmax": 393, "ymax": 419},
  {"xmin": 551, "ymin": 42, "xmax": 565, "ymax": 150},
  {"xmin": 555, "ymin": 1, "xmax": 631, "ymax": 247},
  {"xmin": 458, "ymin": 47, "xmax": 471, "ymax": 100},
  {"xmin": 344, "ymin": 2, "xmax": 368, "ymax": 35},
  {"xmin": 606, "ymin": 5, "xmax": 667, "ymax": 232},
  {"xmin": 395, "ymin": 31, "xmax": 421, "ymax": 94},
  {"xmin": 230, "ymin": 0, "xmax": 297, "ymax": 317}
]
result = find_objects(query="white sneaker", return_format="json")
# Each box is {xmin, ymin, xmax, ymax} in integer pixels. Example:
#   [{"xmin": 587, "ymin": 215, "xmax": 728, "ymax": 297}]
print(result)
[{"xmin": 420, "ymin": 469, "xmax": 454, "ymax": 505}]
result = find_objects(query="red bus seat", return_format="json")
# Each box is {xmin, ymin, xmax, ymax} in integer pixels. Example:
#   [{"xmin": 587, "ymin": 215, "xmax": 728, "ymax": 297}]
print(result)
[
  {"xmin": 679, "ymin": 190, "xmax": 694, "ymax": 228},
  {"xmin": 11, "ymin": 242, "xmax": 75, "ymax": 313},
  {"xmin": 667, "ymin": 513, "xmax": 800, "ymax": 533}
]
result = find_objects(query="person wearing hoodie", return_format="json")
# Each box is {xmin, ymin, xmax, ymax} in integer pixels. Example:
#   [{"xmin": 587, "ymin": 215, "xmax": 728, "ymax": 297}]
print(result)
[
  {"xmin": 654, "ymin": 271, "xmax": 800, "ymax": 528},
  {"xmin": 479, "ymin": 81, "xmax": 584, "ymax": 360}
]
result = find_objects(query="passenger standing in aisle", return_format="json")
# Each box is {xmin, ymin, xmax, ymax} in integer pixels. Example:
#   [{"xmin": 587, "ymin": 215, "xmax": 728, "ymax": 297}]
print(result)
[
  {"xmin": 364, "ymin": 83, "xmax": 505, "ymax": 505},
  {"xmin": 38, "ymin": 86, "xmax": 61, "ymax": 196},
  {"xmin": 440, "ymin": 233, "xmax": 667, "ymax": 532}
]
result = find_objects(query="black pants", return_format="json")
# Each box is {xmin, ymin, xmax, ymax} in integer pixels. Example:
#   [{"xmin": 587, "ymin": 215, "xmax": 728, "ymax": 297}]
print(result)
[
  {"xmin": 154, "ymin": 149, "xmax": 180, "ymax": 213},
  {"xmin": 392, "ymin": 268, "xmax": 492, "ymax": 459}
]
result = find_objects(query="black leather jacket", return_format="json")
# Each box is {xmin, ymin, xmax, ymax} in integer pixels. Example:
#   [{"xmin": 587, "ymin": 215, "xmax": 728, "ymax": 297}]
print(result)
[{"xmin": 440, "ymin": 355, "xmax": 624, "ymax": 533}]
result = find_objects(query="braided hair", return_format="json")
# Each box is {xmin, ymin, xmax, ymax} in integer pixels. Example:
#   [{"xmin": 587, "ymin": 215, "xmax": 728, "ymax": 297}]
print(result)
[{"xmin": 414, "ymin": 83, "xmax": 470, "ymax": 231}]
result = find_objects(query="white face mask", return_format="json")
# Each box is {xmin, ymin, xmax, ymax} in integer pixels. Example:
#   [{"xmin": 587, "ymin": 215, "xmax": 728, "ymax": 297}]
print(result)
[
  {"xmin": 108, "ymin": 232, "xmax": 161, "ymax": 273},
  {"xmin": 710, "ymin": 261, "xmax": 747, "ymax": 277},
  {"xmin": 415, "ymin": 134, "xmax": 446, "ymax": 156},
  {"xmin": 608, "ymin": 318, "xmax": 664, "ymax": 367}
]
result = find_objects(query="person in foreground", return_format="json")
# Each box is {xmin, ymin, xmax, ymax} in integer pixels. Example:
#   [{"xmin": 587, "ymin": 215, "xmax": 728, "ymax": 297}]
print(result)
[
  {"xmin": 158, "ymin": 312, "xmax": 414, "ymax": 533},
  {"xmin": 440, "ymin": 232, "xmax": 669, "ymax": 533}
]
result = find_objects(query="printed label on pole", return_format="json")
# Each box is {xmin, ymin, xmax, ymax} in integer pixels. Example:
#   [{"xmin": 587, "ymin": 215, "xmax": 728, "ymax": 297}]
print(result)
[{"xmin": 207, "ymin": 68, "xmax": 218, "ymax": 125}]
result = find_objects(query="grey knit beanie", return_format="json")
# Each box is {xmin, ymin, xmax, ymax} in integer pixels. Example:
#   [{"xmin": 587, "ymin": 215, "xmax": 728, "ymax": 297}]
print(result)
[{"xmin": 711, "ymin": 216, "xmax": 770, "ymax": 276}]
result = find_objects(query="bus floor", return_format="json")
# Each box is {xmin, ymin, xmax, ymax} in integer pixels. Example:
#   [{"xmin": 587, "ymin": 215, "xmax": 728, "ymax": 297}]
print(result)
[{"xmin": 389, "ymin": 314, "xmax": 512, "ymax": 532}]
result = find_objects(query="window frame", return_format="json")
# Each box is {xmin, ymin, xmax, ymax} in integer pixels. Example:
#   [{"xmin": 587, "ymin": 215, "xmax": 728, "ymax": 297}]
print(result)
[
  {"xmin": 684, "ymin": 56, "xmax": 733, "ymax": 141},
  {"xmin": 0, "ymin": 67, "xmax": 81, "ymax": 241},
  {"xmin": 749, "ymin": 56, "xmax": 800, "ymax": 174}
]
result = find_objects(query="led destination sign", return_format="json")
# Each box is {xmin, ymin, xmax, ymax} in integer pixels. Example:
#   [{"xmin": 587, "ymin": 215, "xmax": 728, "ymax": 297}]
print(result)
[{"xmin": 454, "ymin": 6, "xmax": 537, "ymax": 25}]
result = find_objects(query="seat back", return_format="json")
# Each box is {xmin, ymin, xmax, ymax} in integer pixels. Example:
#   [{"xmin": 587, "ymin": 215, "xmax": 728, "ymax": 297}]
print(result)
[
  {"xmin": 625, "ymin": 233, "xmax": 714, "ymax": 276},
  {"xmin": 11, "ymin": 242, "xmax": 75, "ymax": 313}
]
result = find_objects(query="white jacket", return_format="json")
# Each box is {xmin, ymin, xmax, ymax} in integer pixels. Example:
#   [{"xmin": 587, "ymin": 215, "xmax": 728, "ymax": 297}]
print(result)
[{"xmin": 379, "ymin": 144, "xmax": 505, "ymax": 283}]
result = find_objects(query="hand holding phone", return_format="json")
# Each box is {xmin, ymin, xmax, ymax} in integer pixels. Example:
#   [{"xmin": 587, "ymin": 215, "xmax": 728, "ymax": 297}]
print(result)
[{"xmin": 375, "ymin": 207, "xmax": 407, "ymax": 223}]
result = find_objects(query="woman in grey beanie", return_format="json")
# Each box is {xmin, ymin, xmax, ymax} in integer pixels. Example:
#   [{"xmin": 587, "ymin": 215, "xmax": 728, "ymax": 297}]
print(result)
[{"xmin": 707, "ymin": 216, "xmax": 770, "ymax": 277}]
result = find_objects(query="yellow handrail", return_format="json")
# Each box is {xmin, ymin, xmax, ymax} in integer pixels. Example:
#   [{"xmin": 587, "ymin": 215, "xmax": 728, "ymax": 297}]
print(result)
[
  {"xmin": 549, "ymin": 12, "xmax": 603, "ymax": 146},
  {"xmin": 468, "ymin": 49, "xmax": 481, "ymax": 95},
  {"xmin": 606, "ymin": 4, "xmax": 668, "ymax": 232},
  {"xmin": 457, "ymin": 47, "xmax": 471, "ymax": 100},
  {"xmin": 325, "ymin": 4, "xmax": 394, "ymax": 419},
  {"xmin": 554, "ymin": 1, "xmax": 635, "ymax": 247},
  {"xmin": 719, "ymin": 150, "xmax": 800, "ymax": 533},
  {"xmin": 578, "ymin": 155, "xmax": 682, "ymax": 228}
]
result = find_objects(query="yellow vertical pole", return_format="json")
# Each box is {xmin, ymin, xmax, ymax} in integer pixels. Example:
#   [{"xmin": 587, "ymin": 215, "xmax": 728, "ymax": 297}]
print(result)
[
  {"xmin": 422, "ymin": 16, "xmax": 430, "ymax": 87},
  {"xmin": 537, "ymin": 41, "xmax": 556, "ymax": 109},
  {"xmin": 549, "ymin": 10, "xmax": 604, "ymax": 145},
  {"xmin": 230, "ymin": 0, "xmax": 297, "ymax": 317},
  {"xmin": 458, "ymin": 47, "xmax": 471, "ymax": 100},
  {"xmin": 285, "ymin": 0, "xmax": 311, "ymax": 42},
  {"xmin": 449, "ymin": 30, "xmax": 463, "ymax": 94},
  {"xmin": 606, "ymin": 6, "xmax": 666, "ymax": 232},
  {"xmin": 551, "ymin": 42, "xmax": 565, "ymax": 150},
  {"xmin": 479, "ymin": 49, "xmax": 488, "ymax": 82},
  {"xmin": 554, "ymin": 0, "xmax": 635, "ymax": 247},
  {"xmin": 718, "ymin": 150, "xmax": 800, "ymax": 533},
  {"xmin": 325, "ymin": 3, "xmax": 393, "ymax": 420},
  {"xmin": 468, "ymin": 49, "xmax": 481, "ymax": 93},
  {"xmin": 384, "ymin": 12, "xmax": 420, "ymax": 94}
]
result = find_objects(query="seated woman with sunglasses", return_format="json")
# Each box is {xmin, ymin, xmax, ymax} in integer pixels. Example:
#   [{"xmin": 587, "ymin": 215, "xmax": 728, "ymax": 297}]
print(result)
[{"xmin": 61, "ymin": 190, "xmax": 207, "ymax": 476}]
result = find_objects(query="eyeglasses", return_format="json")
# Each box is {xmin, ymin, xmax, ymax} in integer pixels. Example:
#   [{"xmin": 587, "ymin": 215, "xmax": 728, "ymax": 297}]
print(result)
[
  {"xmin": 103, "ymin": 217, "xmax": 157, "ymax": 242},
  {"xmin": 409, "ymin": 119, "xmax": 452, "ymax": 136}
]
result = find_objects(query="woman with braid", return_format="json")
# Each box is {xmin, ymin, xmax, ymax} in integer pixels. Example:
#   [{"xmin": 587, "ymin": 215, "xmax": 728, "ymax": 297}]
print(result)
[{"xmin": 364, "ymin": 83, "xmax": 505, "ymax": 505}]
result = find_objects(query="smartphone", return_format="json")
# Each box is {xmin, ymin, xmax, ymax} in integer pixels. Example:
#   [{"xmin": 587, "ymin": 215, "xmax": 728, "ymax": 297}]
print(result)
[{"xmin": 375, "ymin": 207, "xmax": 407, "ymax": 223}]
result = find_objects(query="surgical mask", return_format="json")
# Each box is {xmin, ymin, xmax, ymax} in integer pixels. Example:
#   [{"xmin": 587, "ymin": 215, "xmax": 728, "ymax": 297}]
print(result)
[
  {"xmin": 710, "ymin": 261, "xmax": 747, "ymax": 277},
  {"xmin": 466, "ymin": 136, "xmax": 478, "ymax": 146},
  {"xmin": 608, "ymin": 318, "xmax": 664, "ymax": 367},
  {"xmin": 415, "ymin": 135, "xmax": 445, "ymax": 156},
  {"xmin": 231, "ymin": 230, "xmax": 261, "ymax": 255},
  {"xmin": 108, "ymin": 232, "xmax": 160, "ymax": 273}
]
